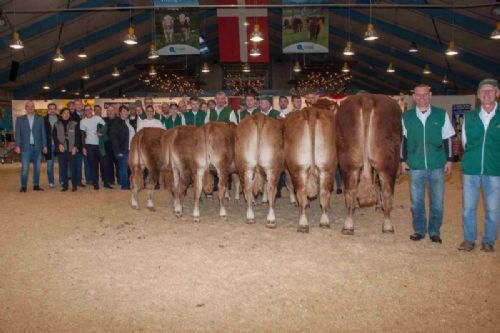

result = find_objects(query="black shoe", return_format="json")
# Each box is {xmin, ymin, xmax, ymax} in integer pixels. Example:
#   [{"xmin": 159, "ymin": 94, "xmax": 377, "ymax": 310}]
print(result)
[
  {"xmin": 154, "ymin": 184, "xmax": 160, "ymax": 190},
  {"xmin": 94, "ymin": 184, "xmax": 100, "ymax": 190},
  {"xmin": 72, "ymin": 187, "xmax": 77, "ymax": 192},
  {"xmin": 20, "ymin": 187, "xmax": 27, "ymax": 192},
  {"xmin": 410, "ymin": 233, "xmax": 425, "ymax": 241},
  {"xmin": 77, "ymin": 183, "xmax": 85, "ymax": 187},
  {"xmin": 336, "ymin": 188, "xmax": 343, "ymax": 195},
  {"xmin": 480, "ymin": 243, "xmax": 494, "ymax": 252},
  {"xmin": 104, "ymin": 183, "xmax": 113, "ymax": 189},
  {"xmin": 430, "ymin": 235, "xmax": 442, "ymax": 243},
  {"xmin": 61, "ymin": 187, "xmax": 68, "ymax": 192},
  {"xmin": 33, "ymin": 186, "xmax": 44, "ymax": 191}
]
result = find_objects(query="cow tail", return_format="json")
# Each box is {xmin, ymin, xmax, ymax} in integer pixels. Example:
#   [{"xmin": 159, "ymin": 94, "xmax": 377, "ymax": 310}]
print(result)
[
  {"xmin": 252, "ymin": 115, "xmax": 265, "ymax": 196},
  {"xmin": 357, "ymin": 96, "xmax": 377, "ymax": 206},
  {"xmin": 202, "ymin": 126, "xmax": 214, "ymax": 194},
  {"xmin": 162, "ymin": 131, "xmax": 174, "ymax": 191},
  {"xmin": 129, "ymin": 133, "xmax": 144, "ymax": 190},
  {"xmin": 305, "ymin": 109, "xmax": 319, "ymax": 198}
]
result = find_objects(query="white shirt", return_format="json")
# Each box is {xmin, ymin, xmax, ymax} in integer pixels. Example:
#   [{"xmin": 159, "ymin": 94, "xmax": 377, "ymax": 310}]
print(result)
[
  {"xmin": 80, "ymin": 116, "xmax": 105, "ymax": 145},
  {"xmin": 126, "ymin": 119, "xmax": 135, "ymax": 149},
  {"xmin": 402, "ymin": 107, "xmax": 455, "ymax": 139},
  {"xmin": 204, "ymin": 106, "xmax": 238, "ymax": 124},
  {"xmin": 137, "ymin": 118, "xmax": 164, "ymax": 132},
  {"xmin": 280, "ymin": 108, "xmax": 291, "ymax": 118},
  {"xmin": 462, "ymin": 102, "xmax": 497, "ymax": 146}
]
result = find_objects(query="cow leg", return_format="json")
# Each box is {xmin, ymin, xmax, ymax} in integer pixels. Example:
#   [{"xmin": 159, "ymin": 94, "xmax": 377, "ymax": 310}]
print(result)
[
  {"xmin": 192, "ymin": 169, "xmax": 204, "ymax": 222},
  {"xmin": 265, "ymin": 168, "xmax": 280, "ymax": 229},
  {"xmin": 130, "ymin": 165, "xmax": 141, "ymax": 210},
  {"xmin": 145, "ymin": 169, "xmax": 157, "ymax": 211},
  {"xmin": 296, "ymin": 187, "xmax": 309, "ymax": 233},
  {"xmin": 242, "ymin": 170, "xmax": 256, "ymax": 224},
  {"xmin": 172, "ymin": 168, "xmax": 183, "ymax": 218},
  {"xmin": 232, "ymin": 173, "xmax": 241, "ymax": 201},
  {"xmin": 217, "ymin": 170, "xmax": 228, "ymax": 220},
  {"xmin": 319, "ymin": 171, "xmax": 333, "ymax": 228},
  {"xmin": 285, "ymin": 169, "xmax": 297, "ymax": 206},
  {"xmin": 261, "ymin": 181, "xmax": 268, "ymax": 204},
  {"xmin": 378, "ymin": 172, "xmax": 396, "ymax": 233},
  {"xmin": 342, "ymin": 169, "xmax": 360, "ymax": 235}
]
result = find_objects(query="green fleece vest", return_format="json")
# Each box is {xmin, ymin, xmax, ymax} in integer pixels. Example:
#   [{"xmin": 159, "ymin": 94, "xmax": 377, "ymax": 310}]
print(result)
[
  {"xmin": 461, "ymin": 107, "xmax": 500, "ymax": 176},
  {"xmin": 184, "ymin": 110, "xmax": 206, "ymax": 127},
  {"xmin": 402, "ymin": 107, "xmax": 447, "ymax": 170},
  {"xmin": 162, "ymin": 115, "xmax": 182, "ymax": 130},
  {"xmin": 238, "ymin": 107, "xmax": 261, "ymax": 123},
  {"xmin": 209, "ymin": 107, "xmax": 232, "ymax": 123},
  {"xmin": 262, "ymin": 109, "xmax": 281, "ymax": 119}
]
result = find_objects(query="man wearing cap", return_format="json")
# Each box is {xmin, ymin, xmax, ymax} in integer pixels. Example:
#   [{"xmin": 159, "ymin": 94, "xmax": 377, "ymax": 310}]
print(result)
[
  {"xmin": 238, "ymin": 94, "xmax": 260, "ymax": 123},
  {"xmin": 259, "ymin": 96, "xmax": 281, "ymax": 119},
  {"xmin": 400, "ymin": 83, "xmax": 455, "ymax": 244},
  {"xmin": 458, "ymin": 79, "xmax": 500, "ymax": 252},
  {"xmin": 183, "ymin": 97, "xmax": 206, "ymax": 127},
  {"xmin": 205, "ymin": 91, "xmax": 238, "ymax": 124},
  {"xmin": 162, "ymin": 103, "xmax": 185, "ymax": 129}
]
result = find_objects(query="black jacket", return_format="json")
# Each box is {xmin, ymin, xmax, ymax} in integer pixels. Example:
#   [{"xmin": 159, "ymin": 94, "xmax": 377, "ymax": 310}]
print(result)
[
  {"xmin": 43, "ymin": 114, "xmax": 59, "ymax": 160},
  {"xmin": 110, "ymin": 118, "xmax": 129, "ymax": 155}
]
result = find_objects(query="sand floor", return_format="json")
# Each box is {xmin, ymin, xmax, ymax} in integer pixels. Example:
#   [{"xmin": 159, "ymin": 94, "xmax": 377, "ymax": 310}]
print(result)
[{"xmin": 0, "ymin": 162, "xmax": 498, "ymax": 333}]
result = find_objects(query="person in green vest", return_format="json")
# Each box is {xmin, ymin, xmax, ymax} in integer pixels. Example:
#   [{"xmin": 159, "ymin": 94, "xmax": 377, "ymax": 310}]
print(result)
[
  {"xmin": 162, "ymin": 103, "xmax": 185, "ymax": 130},
  {"xmin": 184, "ymin": 97, "xmax": 206, "ymax": 127},
  {"xmin": 258, "ymin": 95, "xmax": 281, "ymax": 119},
  {"xmin": 237, "ymin": 94, "xmax": 261, "ymax": 123},
  {"xmin": 205, "ymin": 91, "xmax": 238, "ymax": 124},
  {"xmin": 458, "ymin": 79, "xmax": 500, "ymax": 253},
  {"xmin": 400, "ymin": 84, "xmax": 455, "ymax": 244}
]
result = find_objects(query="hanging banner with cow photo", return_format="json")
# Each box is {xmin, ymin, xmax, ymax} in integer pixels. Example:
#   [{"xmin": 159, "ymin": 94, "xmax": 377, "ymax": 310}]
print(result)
[
  {"xmin": 282, "ymin": 0, "xmax": 329, "ymax": 53},
  {"xmin": 154, "ymin": 1, "xmax": 200, "ymax": 55}
]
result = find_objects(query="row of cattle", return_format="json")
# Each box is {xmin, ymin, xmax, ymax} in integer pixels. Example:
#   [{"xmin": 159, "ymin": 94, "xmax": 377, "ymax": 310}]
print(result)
[{"xmin": 128, "ymin": 94, "xmax": 402, "ymax": 234}]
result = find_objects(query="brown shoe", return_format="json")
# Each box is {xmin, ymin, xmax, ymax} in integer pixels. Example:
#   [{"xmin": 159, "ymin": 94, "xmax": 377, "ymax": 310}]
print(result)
[
  {"xmin": 480, "ymin": 243, "xmax": 494, "ymax": 252},
  {"xmin": 458, "ymin": 240, "xmax": 475, "ymax": 252}
]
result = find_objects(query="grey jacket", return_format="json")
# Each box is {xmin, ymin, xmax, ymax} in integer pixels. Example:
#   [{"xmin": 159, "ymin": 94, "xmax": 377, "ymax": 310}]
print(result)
[
  {"xmin": 15, "ymin": 114, "xmax": 47, "ymax": 151},
  {"xmin": 53, "ymin": 119, "xmax": 81, "ymax": 153}
]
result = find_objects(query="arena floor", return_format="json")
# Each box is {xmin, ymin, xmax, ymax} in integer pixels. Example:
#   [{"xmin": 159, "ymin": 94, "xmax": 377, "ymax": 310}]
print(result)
[{"xmin": 0, "ymin": 163, "xmax": 498, "ymax": 333}]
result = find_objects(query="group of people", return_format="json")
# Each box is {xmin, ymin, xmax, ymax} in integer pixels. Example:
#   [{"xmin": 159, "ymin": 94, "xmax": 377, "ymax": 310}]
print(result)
[{"xmin": 13, "ymin": 80, "xmax": 499, "ymax": 252}]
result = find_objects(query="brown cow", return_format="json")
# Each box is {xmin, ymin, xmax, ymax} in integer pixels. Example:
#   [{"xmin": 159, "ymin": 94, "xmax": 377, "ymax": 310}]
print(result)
[
  {"xmin": 292, "ymin": 17, "xmax": 303, "ymax": 34},
  {"xmin": 306, "ymin": 16, "xmax": 324, "ymax": 41},
  {"xmin": 235, "ymin": 113, "xmax": 285, "ymax": 228},
  {"xmin": 128, "ymin": 127, "xmax": 166, "ymax": 211},
  {"xmin": 283, "ymin": 102, "xmax": 337, "ymax": 232},
  {"xmin": 336, "ymin": 94, "xmax": 402, "ymax": 234},
  {"xmin": 164, "ymin": 123, "xmax": 235, "ymax": 221}
]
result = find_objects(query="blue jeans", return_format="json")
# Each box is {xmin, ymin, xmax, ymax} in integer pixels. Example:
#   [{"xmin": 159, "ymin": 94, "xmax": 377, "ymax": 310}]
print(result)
[
  {"xmin": 409, "ymin": 169, "xmax": 445, "ymax": 237},
  {"xmin": 115, "ymin": 151, "xmax": 130, "ymax": 189},
  {"xmin": 20, "ymin": 145, "xmax": 41, "ymax": 188},
  {"xmin": 463, "ymin": 175, "xmax": 500, "ymax": 245},
  {"xmin": 75, "ymin": 153, "xmax": 91, "ymax": 185},
  {"xmin": 46, "ymin": 143, "xmax": 56, "ymax": 185}
]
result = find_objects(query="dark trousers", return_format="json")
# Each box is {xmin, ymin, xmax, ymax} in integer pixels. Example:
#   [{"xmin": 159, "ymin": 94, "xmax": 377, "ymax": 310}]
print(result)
[
  {"xmin": 104, "ymin": 141, "xmax": 118, "ymax": 184},
  {"xmin": 58, "ymin": 151, "xmax": 77, "ymax": 189},
  {"xmin": 85, "ymin": 144, "xmax": 100, "ymax": 187}
]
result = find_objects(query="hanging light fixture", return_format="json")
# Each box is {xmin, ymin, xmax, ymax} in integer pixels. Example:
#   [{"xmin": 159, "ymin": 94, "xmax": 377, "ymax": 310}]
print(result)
[
  {"xmin": 75, "ymin": 91, "xmax": 80, "ymax": 96},
  {"xmin": 60, "ymin": 87, "xmax": 67, "ymax": 93},
  {"xmin": 408, "ymin": 41, "xmax": 418, "ymax": 53},
  {"xmin": 124, "ymin": 26, "xmax": 138, "ymax": 45},
  {"xmin": 445, "ymin": 40, "xmax": 459, "ymax": 56},
  {"xmin": 442, "ymin": 75, "xmax": 449, "ymax": 84},
  {"xmin": 249, "ymin": 24, "xmax": 264, "ymax": 43},
  {"xmin": 249, "ymin": 43, "xmax": 261, "ymax": 57},
  {"xmin": 112, "ymin": 67, "xmax": 120, "ymax": 77},
  {"xmin": 201, "ymin": 62, "xmax": 210, "ymax": 73},
  {"xmin": 148, "ymin": 65, "xmax": 157, "ymax": 76},
  {"xmin": 82, "ymin": 69, "xmax": 90, "ymax": 80},
  {"xmin": 42, "ymin": 82, "xmax": 50, "ymax": 90},
  {"xmin": 364, "ymin": 2, "xmax": 378, "ymax": 41},
  {"xmin": 343, "ymin": 41, "xmax": 355, "ymax": 56},
  {"xmin": 386, "ymin": 63, "xmax": 395, "ymax": 73},
  {"xmin": 293, "ymin": 61, "xmax": 302, "ymax": 73},
  {"xmin": 243, "ymin": 20, "xmax": 249, "ymax": 27},
  {"xmin": 342, "ymin": 62, "xmax": 350, "ymax": 73},
  {"xmin": 9, "ymin": 31, "xmax": 24, "ymax": 49},
  {"xmin": 242, "ymin": 63, "xmax": 251, "ymax": 73},
  {"xmin": 77, "ymin": 47, "xmax": 88, "ymax": 58},
  {"xmin": 491, "ymin": 22, "xmax": 500, "ymax": 39},
  {"xmin": 423, "ymin": 64, "xmax": 432, "ymax": 75},
  {"xmin": 53, "ymin": 47, "xmax": 65, "ymax": 62},
  {"xmin": 148, "ymin": 44, "xmax": 160, "ymax": 59},
  {"xmin": 84, "ymin": 93, "xmax": 90, "ymax": 98}
]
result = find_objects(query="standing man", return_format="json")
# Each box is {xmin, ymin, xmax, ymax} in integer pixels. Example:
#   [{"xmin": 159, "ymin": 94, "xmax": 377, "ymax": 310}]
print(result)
[
  {"xmin": 43, "ymin": 102, "xmax": 59, "ymax": 188},
  {"xmin": 72, "ymin": 99, "xmax": 89, "ymax": 187},
  {"xmin": 305, "ymin": 90, "xmax": 320, "ymax": 105},
  {"xmin": 80, "ymin": 104, "xmax": 107, "ymax": 190},
  {"xmin": 278, "ymin": 96, "xmax": 291, "ymax": 118},
  {"xmin": 401, "ymin": 84, "xmax": 455, "ymax": 244},
  {"xmin": 103, "ymin": 104, "xmax": 118, "ymax": 185},
  {"xmin": 291, "ymin": 95, "xmax": 303, "ymax": 112},
  {"xmin": 259, "ymin": 96, "xmax": 281, "ymax": 119},
  {"xmin": 162, "ymin": 103, "xmax": 185, "ymax": 129},
  {"xmin": 237, "ymin": 93, "xmax": 260, "ymax": 123},
  {"xmin": 15, "ymin": 100, "xmax": 48, "ymax": 192},
  {"xmin": 183, "ymin": 97, "xmax": 206, "ymax": 127},
  {"xmin": 111, "ymin": 105, "xmax": 135, "ymax": 190},
  {"xmin": 458, "ymin": 79, "xmax": 500, "ymax": 252},
  {"xmin": 93, "ymin": 105, "xmax": 103, "ymax": 117},
  {"xmin": 129, "ymin": 105, "xmax": 141, "ymax": 131},
  {"xmin": 205, "ymin": 91, "xmax": 238, "ymax": 124}
]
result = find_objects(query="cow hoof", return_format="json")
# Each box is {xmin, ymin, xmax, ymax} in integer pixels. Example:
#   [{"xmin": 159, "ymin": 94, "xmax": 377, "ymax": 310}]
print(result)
[
  {"xmin": 297, "ymin": 225, "xmax": 309, "ymax": 233},
  {"xmin": 220, "ymin": 215, "xmax": 228, "ymax": 221},
  {"xmin": 341, "ymin": 228, "xmax": 354, "ymax": 235},
  {"xmin": 382, "ymin": 227, "xmax": 395, "ymax": 234},
  {"xmin": 131, "ymin": 204, "xmax": 139, "ymax": 210},
  {"xmin": 246, "ymin": 219, "xmax": 256, "ymax": 224},
  {"xmin": 266, "ymin": 221, "xmax": 277, "ymax": 229},
  {"xmin": 319, "ymin": 222, "xmax": 331, "ymax": 229},
  {"xmin": 174, "ymin": 212, "xmax": 182, "ymax": 218},
  {"xmin": 147, "ymin": 206, "xmax": 155, "ymax": 212},
  {"xmin": 193, "ymin": 216, "xmax": 200, "ymax": 223}
]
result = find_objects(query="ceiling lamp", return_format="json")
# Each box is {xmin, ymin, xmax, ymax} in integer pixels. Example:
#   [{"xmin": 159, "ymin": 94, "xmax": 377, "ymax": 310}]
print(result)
[
  {"xmin": 249, "ymin": 24, "xmax": 264, "ymax": 43},
  {"xmin": 386, "ymin": 63, "xmax": 395, "ymax": 73},
  {"xmin": 249, "ymin": 44, "xmax": 261, "ymax": 57},
  {"xmin": 423, "ymin": 64, "xmax": 432, "ymax": 75},
  {"xmin": 148, "ymin": 44, "xmax": 159, "ymax": 59},
  {"xmin": 42, "ymin": 82, "xmax": 50, "ymax": 90},
  {"xmin": 243, "ymin": 20, "xmax": 249, "ymax": 27},
  {"xmin": 364, "ymin": 23, "xmax": 379, "ymax": 41},
  {"xmin": 60, "ymin": 87, "xmax": 67, "ymax": 93},
  {"xmin": 293, "ymin": 61, "xmax": 302, "ymax": 73},
  {"xmin": 82, "ymin": 69, "xmax": 90, "ymax": 80},
  {"xmin": 445, "ymin": 40, "xmax": 459, "ymax": 56},
  {"xmin": 491, "ymin": 22, "xmax": 500, "ymax": 39},
  {"xmin": 148, "ymin": 65, "xmax": 157, "ymax": 76},
  {"xmin": 75, "ymin": 91, "xmax": 80, "ymax": 96},
  {"xmin": 53, "ymin": 47, "xmax": 65, "ymax": 62},
  {"xmin": 201, "ymin": 62, "xmax": 210, "ymax": 73},
  {"xmin": 442, "ymin": 75, "xmax": 449, "ymax": 84},
  {"xmin": 408, "ymin": 41, "xmax": 418, "ymax": 53},
  {"xmin": 9, "ymin": 31, "xmax": 24, "ymax": 49},
  {"xmin": 124, "ymin": 26, "xmax": 138, "ymax": 45},
  {"xmin": 343, "ymin": 41, "xmax": 355, "ymax": 56},
  {"xmin": 342, "ymin": 62, "xmax": 350, "ymax": 73},
  {"xmin": 242, "ymin": 63, "xmax": 251, "ymax": 73},
  {"xmin": 77, "ymin": 47, "xmax": 88, "ymax": 58},
  {"xmin": 112, "ymin": 67, "xmax": 120, "ymax": 77}
]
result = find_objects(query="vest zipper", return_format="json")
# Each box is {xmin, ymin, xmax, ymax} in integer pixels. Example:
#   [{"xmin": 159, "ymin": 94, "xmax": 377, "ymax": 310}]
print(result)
[
  {"xmin": 481, "ymin": 126, "xmax": 488, "ymax": 175},
  {"xmin": 423, "ymin": 120, "xmax": 428, "ymax": 169}
]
